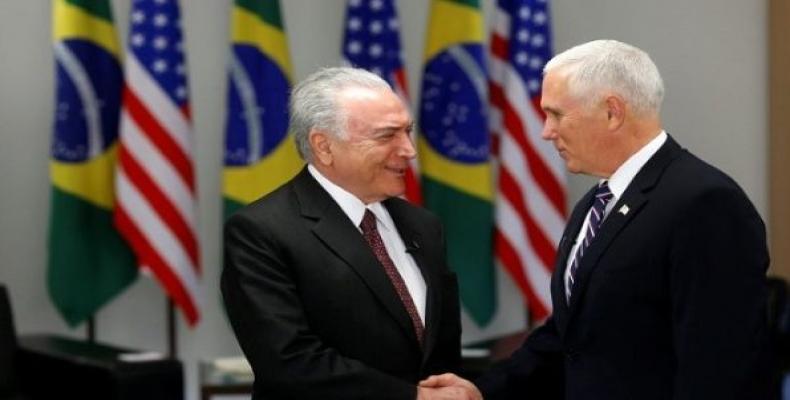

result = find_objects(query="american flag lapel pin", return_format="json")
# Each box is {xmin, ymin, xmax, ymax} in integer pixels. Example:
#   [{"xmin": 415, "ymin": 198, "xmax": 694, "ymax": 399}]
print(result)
[{"xmin": 618, "ymin": 204, "xmax": 630, "ymax": 216}]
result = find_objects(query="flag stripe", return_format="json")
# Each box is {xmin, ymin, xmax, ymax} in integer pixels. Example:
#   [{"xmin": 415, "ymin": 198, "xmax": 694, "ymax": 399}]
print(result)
[
  {"xmin": 119, "ymin": 109, "xmax": 196, "ymax": 226},
  {"xmin": 497, "ymin": 184, "xmax": 553, "ymax": 291},
  {"xmin": 393, "ymin": 68, "xmax": 410, "ymax": 101},
  {"xmin": 499, "ymin": 166, "xmax": 556, "ymax": 269},
  {"xmin": 491, "ymin": 7, "xmax": 510, "ymax": 38},
  {"xmin": 114, "ymin": 206, "xmax": 199, "ymax": 324},
  {"xmin": 496, "ymin": 194, "xmax": 552, "ymax": 308},
  {"xmin": 498, "ymin": 125, "xmax": 565, "ymax": 235},
  {"xmin": 125, "ymin": 54, "xmax": 192, "ymax": 156},
  {"xmin": 491, "ymin": 0, "xmax": 564, "ymax": 322},
  {"xmin": 116, "ymin": 171, "xmax": 200, "ymax": 309},
  {"xmin": 490, "ymin": 81, "xmax": 565, "ymax": 215},
  {"xmin": 116, "ymin": 0, "xmax": 200, "ymax": 325},
  {"xmin": 490, "ymin": 34, "xmax": 508, "ymax": 63},
  {"xmin": 490, "ymin": 55, "xmax": 564, "ymax": 181},
  {"xmin": 123, "ymin": 84, "xmax": 195, "ymax": 193},
  {"xmin": 494, "ymin": 229, "xmax": 550, "ymax": 317},
  {"xmin": 117, "ymin": 143, "xmax": 198, "ymax": 268},
  {"xmin": 493, "ymin": 229, "xmax": 530, "ymax": 295}
]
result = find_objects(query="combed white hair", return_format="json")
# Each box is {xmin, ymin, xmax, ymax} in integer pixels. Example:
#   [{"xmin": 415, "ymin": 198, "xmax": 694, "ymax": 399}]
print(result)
[
  {"xmin": 544, "ymin": 40, "xmax": 665, "ymax": 116},
  {"xmin": 289, "ymin": 67, "xmax": 392, "ymax": 162}
]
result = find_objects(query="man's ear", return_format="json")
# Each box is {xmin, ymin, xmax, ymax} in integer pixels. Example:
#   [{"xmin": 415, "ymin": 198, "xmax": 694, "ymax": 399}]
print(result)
[
  {"xmin": 310, "ymin": 130, "xmax": 333, "ymax": 166},
  {"xmin": 605, "ymin": 95, "xmax": 626, "ymax": 131}
]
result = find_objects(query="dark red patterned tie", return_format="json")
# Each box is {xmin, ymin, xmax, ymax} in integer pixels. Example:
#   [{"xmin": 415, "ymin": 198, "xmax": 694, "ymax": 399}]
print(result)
[{"xmin": 360, "ymin": 209, "xmax": 424, "ymax": 346}]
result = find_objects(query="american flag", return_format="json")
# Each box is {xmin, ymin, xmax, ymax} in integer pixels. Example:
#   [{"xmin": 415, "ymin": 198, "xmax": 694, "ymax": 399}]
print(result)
[
  {"xmin": 490, "ymin": 0, "xmax": 566, "ymax": 321},
  {"xmin": 341, "ymin": 0, "xmax": 422, "ymax": 204},
  {"xmin": 114, "ymin": 0, "xmax": 200, "ymax": 326}
]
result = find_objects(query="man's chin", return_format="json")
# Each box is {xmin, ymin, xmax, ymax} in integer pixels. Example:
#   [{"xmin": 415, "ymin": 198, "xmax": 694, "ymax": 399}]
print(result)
[
  {"xmin": 565, "ymin": 161, "xmax": 581, "ymax": 174},
  {"xmin": 386, "ymin": 185, "xmax": 406, "ymax": 199}
]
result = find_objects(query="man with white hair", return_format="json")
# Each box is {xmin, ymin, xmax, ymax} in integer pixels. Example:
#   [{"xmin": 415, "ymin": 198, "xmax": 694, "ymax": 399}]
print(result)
[
  {"xmin": 421, "ymin": 39, "xmax": 770, "ymax": 399},
  {"xmin": 222, "ymin": 67, "xmax": 467, "ymax": 399}
]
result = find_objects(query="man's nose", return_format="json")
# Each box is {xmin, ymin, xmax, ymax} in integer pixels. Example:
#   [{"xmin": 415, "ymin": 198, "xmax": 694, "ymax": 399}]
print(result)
[
  {"xmin": 398, "ymin": 131, "xmax": 417, "ymax": 159},
  {"xmin": 541, "ymin": 123, "xmax": 556, "ymax": 141}
]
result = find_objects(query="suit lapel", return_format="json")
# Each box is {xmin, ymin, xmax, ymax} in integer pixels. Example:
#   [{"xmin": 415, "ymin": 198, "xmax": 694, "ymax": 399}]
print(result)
[
  {"xmin": 565, "ymin": 191, "xmax": 648, "ymax": 316},
  {"xmin": 561, "ymin": 136, "xmax": 684, "ymax": 331},
  {"xmin": 292, "ymin": 169, "xmax": 419, "ymax": 348}
]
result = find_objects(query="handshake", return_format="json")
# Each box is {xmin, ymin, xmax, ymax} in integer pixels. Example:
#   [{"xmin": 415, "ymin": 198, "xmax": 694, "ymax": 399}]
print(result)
[{"xmin": 417, "ymin": 373, "xmax": 483, "ymax": 400}]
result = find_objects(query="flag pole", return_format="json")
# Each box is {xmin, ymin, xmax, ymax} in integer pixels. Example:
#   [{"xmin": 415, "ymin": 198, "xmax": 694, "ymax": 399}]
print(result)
[{"xmin": 168, "ymin": 298, "xmax": 177, "ymax": 358}]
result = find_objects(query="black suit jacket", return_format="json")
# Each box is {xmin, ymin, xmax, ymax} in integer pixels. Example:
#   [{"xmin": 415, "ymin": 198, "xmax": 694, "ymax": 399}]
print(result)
[
  {"xmin": 478, "ymin": 136, "xmax": 770, "ymax": 400},
  {"xmin": 221, "ymin": 167, "xmax": 461, "ymax": 400}
]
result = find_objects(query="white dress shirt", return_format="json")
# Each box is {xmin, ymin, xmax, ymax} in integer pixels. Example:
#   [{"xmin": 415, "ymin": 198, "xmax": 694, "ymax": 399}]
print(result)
[
  {"xmin": 308, "ymin": 164, "xmax": 427, "ymax": 323},
  {"xmin": 563, "ymin": 131, "xmax": 668, "ymax": 300}
]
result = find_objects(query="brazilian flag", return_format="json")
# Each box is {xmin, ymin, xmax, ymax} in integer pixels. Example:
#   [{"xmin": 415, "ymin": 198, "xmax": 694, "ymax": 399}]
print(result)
[
  {"xmin": 418, "ymin": 0, "xmax": 495, "ymax": 326},
  {"xmin": 48, "ymin": 0, "xmax": 137, "ymax": 327},
  {"xmin": 223, "ymin": 0, "xmax": 302, "ymax": 217}
]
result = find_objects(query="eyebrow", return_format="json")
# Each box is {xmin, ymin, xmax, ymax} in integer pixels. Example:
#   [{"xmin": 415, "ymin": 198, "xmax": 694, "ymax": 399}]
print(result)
[
  {"xmin": 542, "ymin": 105, "xmax": 561, "ymax": 116},
  {"xmin": 373, "ymin": 121, "xmax": 414, "ymax": 135}
]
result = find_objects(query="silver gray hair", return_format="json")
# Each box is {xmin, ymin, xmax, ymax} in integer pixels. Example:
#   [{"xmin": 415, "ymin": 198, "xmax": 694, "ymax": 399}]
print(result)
[
  {"xmin": 543, "ymin": 40, "xmax": 665, "ymax": 116},
  {"xmin": 289, "ymin": 67, "xmax": 392, "ymax": 162}
]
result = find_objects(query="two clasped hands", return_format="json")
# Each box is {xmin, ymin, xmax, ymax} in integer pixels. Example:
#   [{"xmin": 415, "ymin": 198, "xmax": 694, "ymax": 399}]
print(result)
[{"xmin": 416, "ymin": 373, "xmax": 482, "ymax": 400}]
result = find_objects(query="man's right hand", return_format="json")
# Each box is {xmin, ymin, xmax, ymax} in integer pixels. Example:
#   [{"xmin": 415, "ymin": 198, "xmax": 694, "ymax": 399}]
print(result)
[{"xmin": 417, "ymin": 373, "xmax": 482, "ymax": 400}]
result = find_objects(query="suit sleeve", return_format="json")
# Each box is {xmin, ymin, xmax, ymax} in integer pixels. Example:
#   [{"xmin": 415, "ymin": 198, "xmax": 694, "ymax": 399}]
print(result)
[
  {"xmin": 669, "ymin": 185, "xmax": 770, "ymax": 399},
  {"xmin": 425, "ymin": 220, "xmax": 462, "ymax": 376},
  {"xmin": 221, "ymin": 213, "xmax": 417, "ymax": 400},
  {"xmin": 475, "ymin": 315, "xmax": 565, "ymax": 400}
]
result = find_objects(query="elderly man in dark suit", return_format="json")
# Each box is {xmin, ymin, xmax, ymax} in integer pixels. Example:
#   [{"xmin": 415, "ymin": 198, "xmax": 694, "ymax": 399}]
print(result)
[
  {"xmin": 421, "ymin": 40, "xmax": 770, "ymax": 400},
  {"xmin": 222, "ymin": 67, "xmax": 468, "ymax": 400}
]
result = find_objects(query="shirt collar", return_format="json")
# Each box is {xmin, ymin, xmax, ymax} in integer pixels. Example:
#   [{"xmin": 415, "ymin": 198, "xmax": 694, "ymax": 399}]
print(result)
[
  {"xmin": 605, "ymin": 130, "xmax": 667, "ymax": 199},
  {"xmin": 307, "ymin": 164, "xmax": 395, "ymax": 232}
]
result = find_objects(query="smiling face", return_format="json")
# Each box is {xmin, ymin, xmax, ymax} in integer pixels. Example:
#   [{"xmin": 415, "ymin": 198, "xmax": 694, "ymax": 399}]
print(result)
[
  {"xmin": 540, "ymin": 70, "xmax": 615, "ymax": 177},
  {"xmin": 311, "ymin": 86, "xmax": 415, "ymax": 204}
]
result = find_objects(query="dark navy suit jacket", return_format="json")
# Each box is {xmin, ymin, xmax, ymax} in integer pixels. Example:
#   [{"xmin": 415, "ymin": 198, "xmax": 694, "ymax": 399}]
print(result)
[{"xmin": 478, "ymin": 136, "xmax": 771, "ymax": 400}]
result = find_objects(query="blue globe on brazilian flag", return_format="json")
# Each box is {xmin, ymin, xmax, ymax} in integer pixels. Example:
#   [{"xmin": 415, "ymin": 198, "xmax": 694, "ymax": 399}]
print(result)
[
  {"xmin": 419, "ymin": 0, "xmax": 495, "ymax": 327},
  {"xmin": 223, "ymin": 0, "xmax": 302, "ymax": 217},
  {"xmin": 420, "ymin": 44, "xmax": 489, "ymax": 164}
]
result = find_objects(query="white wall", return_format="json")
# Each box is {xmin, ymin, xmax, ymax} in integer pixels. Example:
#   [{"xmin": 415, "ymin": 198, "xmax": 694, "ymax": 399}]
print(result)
[
  {"xmin": 0, "ymin": 1, "xmax": 766, "ymax": 399},
  {"xmin": 550, "ymin": 0, "xmax": 768, "ymax": 209}
]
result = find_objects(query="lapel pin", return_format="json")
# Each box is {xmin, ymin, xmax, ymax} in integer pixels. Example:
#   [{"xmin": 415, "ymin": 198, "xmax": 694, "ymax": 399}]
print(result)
[{"xmin": 618, "ymin": 204, "xmax": 630, "ymax": 216}]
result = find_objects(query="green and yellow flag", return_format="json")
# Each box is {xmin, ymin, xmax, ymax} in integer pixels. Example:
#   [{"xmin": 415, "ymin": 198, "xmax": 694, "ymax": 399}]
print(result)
[
  {"xmin": 418, "ymin": 0, "xmax": 495, "ymax": 327},
  {"xmin": 223, "ymin": 0, "xmax": 302, "ymax": 217},
  {"xmin": 48, "ymin": 0, "xmax": 137, "ymax": 327}
]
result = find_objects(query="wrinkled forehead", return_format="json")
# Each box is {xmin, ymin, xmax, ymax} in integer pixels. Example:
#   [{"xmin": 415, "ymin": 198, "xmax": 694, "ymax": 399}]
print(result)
[
  {"xmin": 340, "ymin": 86, "xmax": 407, "ymax": 111},
  {"xmin": 541, "ymin": 71, "xmax": 570, "ymax": 100},
  {"xmin": 341, "ymin": 87, "xmax": 410, "ymax": 127}
]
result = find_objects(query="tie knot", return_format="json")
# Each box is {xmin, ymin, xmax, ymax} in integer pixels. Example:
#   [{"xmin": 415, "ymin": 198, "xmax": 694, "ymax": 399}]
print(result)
[
  {"xmin": 595, "ymin": 181, "xmax": 614, "ymax": 203},
  {"xmin": 360, "ymin": 209, "xmax": 377, "ymax": 233}
]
